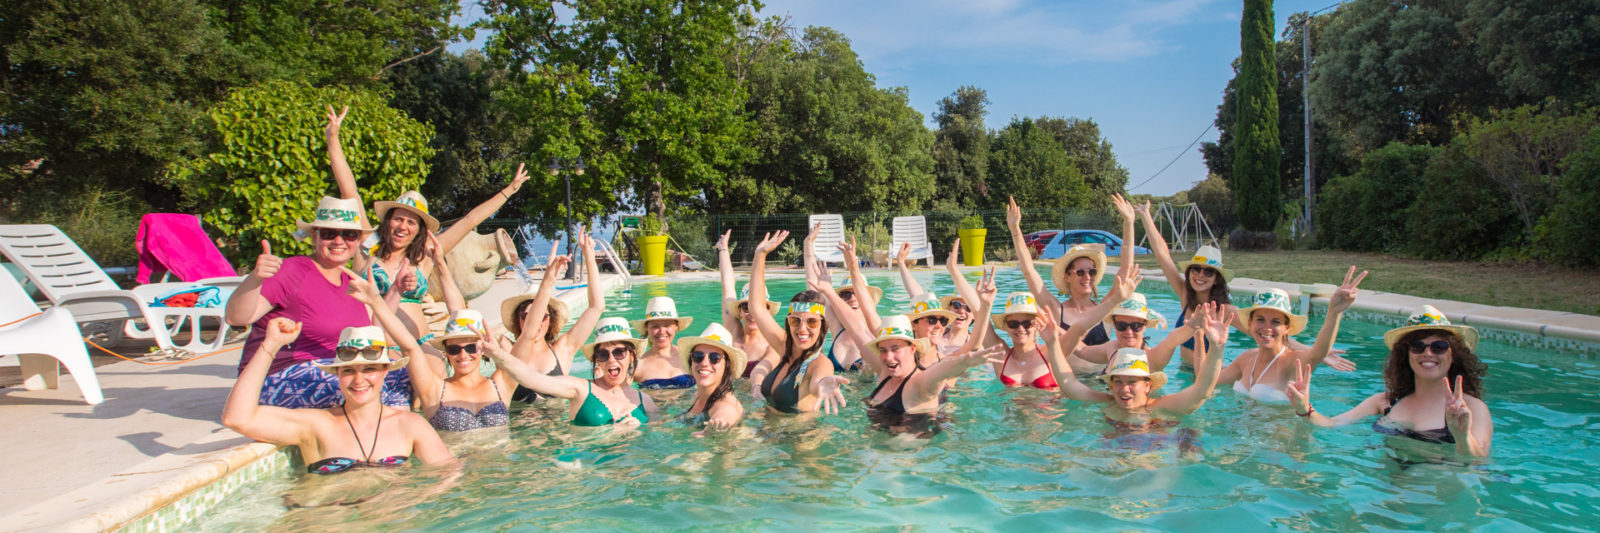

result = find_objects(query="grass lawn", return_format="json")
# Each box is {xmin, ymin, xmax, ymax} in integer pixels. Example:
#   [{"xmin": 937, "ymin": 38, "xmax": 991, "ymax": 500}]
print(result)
[{"xmin": 1133, "ymin": 250, "xmax": 1600, "ymax": 316}]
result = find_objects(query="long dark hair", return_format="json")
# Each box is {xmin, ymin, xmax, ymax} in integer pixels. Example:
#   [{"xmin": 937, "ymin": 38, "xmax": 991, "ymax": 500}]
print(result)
[
  {"xmin": 779, "ymin": 290, "xmax": 829, "ymax": 372},
  {"xmin": 375, "ymin": 210, "xmax": 429, "ymax": 264},
  {"xmin": 514, "ymin": 299, "xmax": 563, "ymax": 343},
  {"xmin": 1385, "ymin": 330, "xmax": 1487, "ymax": 400},
  {"xmin": 1182, "ymin": 266, "xmax": 1232, "ymax": 313},
  {"xmin": 688, "ymin": 349, "xmax": 737, "ymax": 417}
]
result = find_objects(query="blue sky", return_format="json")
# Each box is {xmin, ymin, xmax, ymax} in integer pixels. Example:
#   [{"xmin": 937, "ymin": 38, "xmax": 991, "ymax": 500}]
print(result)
[{"xmin": 451, "ymin": 0, "xmax": 1336, "ymax": 196}]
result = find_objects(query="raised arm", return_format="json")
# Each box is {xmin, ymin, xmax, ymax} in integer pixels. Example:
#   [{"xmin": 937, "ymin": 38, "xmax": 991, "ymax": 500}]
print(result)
[
  {"xmin": 325, "ymin": 105, "xmax": 360, "ymax": 201},
  {"xmin": 748, "ymin": 231, "xmax": 792, "ymax": 353},
  {"xmin": 1111, "ymin": 193, "xmax": 1137, "ymax": 273},
  {"xmin": 806, "ymin": 262, "xmax": 879, "ymax": 374},
  {"xmin": 478, "ymin": 325, "xmax": 585, "ymax": 401},
  {"xmin": 343, "ymin": 267, "xmax": 441, "ymax": 399},
  {"xmin": 715, "ymin": 230, "xmax": 742, "ymax": 334},
  {"xmin": 896, "ymin": 243, "xmax": 927, "ymax": 299},
  {"xmin": 221, "ymin": 318, "xmax": 317, "ymax": 444},
  {"xmin": 225, "ymin": 240, "xmax": 279, "ymax": 327},
  {"xmin": 511, "ymin": 253, "xmax": 569, "ymax": 361},
  {"xmin": 557, "ymin": 228, "xmax": 606, "ymax": 353},
  {"xmin": 1287, "ymin": 362, "xmax": 1387, "ymax": 427},
  {"xmin": 1146, "ymin": 308, "xmax": 1203, "ymax": 370},
  {"xmin": 944, "ymin": 238, "xmax": 980, "ymax": 312},
  {"xmin": 1136, "ymin": 201, "xmax": 1186, "ymax": 296},
  {"xmin": 1300, "ymin": 266, "xmax": 1366, "ymax": 368},
  {"xmin": 1006, "ymin": 196, "xmax": 1064, "ymax": 312},
  {"xmin": 803, "ymin": 223, "xmax": 820, "ymax": 287},
  {"xmin": 1037, "ymin": 306, "xmax": 1111, "ymax": 403},
  {"xmin": 1154, "ymin": 302, "xmax": 1230, "ymax": 415},
  {"xmin": 434, "ymin": 163, "xmax": 532, "ymax": 253},
  {"xmin": 841, "ymin": 238, "xmax": 882, "ymax": 334},
  {"xmin": 957, "ymin": 268, "xmax": 998, "ymax": 355},
  {"xmin": 426, "ymin": 232, "xmax": 466, "ymax": 312}
]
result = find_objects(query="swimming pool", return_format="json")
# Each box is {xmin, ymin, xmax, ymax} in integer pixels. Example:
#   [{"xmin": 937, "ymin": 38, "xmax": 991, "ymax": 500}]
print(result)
[{"xmin": 192, "ymin": 269, "xmax": 1600, "ymax": 530}]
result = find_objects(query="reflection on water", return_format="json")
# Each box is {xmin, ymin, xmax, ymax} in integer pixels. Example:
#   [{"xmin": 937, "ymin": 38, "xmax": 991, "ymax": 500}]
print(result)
[{"xmin": 194, "ymin": 272, "xmax": 1600, "ymax": 531}]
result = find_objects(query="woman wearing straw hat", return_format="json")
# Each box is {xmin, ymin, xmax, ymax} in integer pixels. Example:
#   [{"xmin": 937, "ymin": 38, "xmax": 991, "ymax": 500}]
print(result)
[
  {"xmin": 324, "ymin": 105, "xmax": 533, "ymax": 340},
  {"xmin": 1004, "ymin": 195, "xmax": 1138, "ymax": 352},
  {"xmin": 633, "ymin": 296, "xmax": 696, "ymax": 389},
  {"xmin": 224, "ymin": 317, "xmax": 454, "ymax": 474},
  {"xmin": 676, "ymin": 323, "xmax": 748, "ymax": 434},
  {"xmin": 1062, "ymin": 292, "xmax": 1194, "ymax": 376},
  {"xmin": 481, "ymin": 316, "xmax": 657, "ymax": 427},
  {"xmin": 225, "ymin": 196, "xmax": 414, "ymax": 409},
  {"xmin": 499, "ymin": 229, "xmax": 607, "ymax": 403},
  {"xmin": 812, "ymin": 231, "xmax": 887, "ymax": 371},
  {"xmin": 714, "ymin": 230, "xmax": 782, "ymax": 379},
  {"xmin": 1040, "ymin": 291, "xmax": 1234, "ymax": 430},
  {"xmin": 746, "ymin": 230, "xmax": 851, "ymax": 414},
  {"xmin": 892, "ymin": 240, "xmax": 973, "ymax": 355},
  {"xmin": 1287, "ymin": 305, "xmax": 1493, "ymax": 457},
  {"xmin": 1218, "ymin": 267, "xmax": 1367, "ymax": 404}
]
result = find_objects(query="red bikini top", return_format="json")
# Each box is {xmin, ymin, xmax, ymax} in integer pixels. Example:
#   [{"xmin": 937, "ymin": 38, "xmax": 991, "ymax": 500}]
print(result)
[{"xmin": 999, "ymin": 347, "xmax": 1058, "ymax": 389}]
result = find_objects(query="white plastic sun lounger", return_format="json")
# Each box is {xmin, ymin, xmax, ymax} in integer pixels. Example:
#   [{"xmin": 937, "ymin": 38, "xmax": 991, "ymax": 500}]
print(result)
[
  {"xmin": 808, "ymin": 214, "xmax": 847, "ymax": 264},
  {"xmin": 891, "ymin": 215, "xmax": 934, "ymax": 266},
  {"xmin": 0, "ymin": 269, "xmax": 103, "ymax": 404}
]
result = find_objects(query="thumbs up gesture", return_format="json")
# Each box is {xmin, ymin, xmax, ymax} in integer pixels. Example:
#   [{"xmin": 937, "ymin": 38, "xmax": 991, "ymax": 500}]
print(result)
[{"xmin": 255, "ymin": 240, "xmax": 282, "ymax": 278}]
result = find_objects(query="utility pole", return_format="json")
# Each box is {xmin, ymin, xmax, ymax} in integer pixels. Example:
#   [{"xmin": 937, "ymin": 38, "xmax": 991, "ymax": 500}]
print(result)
[
  {"xmin": 547, "ymin": 157, "xmax": 586, "ymax": 280},
  {"xmin": 1301, "ymin": 14, "xmax": 1316, "ymax": 236}
]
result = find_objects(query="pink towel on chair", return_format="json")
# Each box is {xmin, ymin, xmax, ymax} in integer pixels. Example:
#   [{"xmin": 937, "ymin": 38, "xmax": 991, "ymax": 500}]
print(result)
[{"xmin": 136, "ymin": 214, "xmax": 237, "ymax": 283}]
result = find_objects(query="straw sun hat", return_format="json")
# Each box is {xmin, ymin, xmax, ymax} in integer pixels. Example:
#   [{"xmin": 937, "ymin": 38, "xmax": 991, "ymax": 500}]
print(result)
[
  {"xmin": 1102, "ymin": 293, "xmax": 1167, "ymax": 332},
  {"xmin": 724, "ymin": 284, "xmax": 780, "ymax": 316},
  {"xmin": 991, "ymin": 292, "xmax": 1042, "ymax": 324},
  {"xmin": 1234, "ymin": 288, "xmax": 1307, "ymax": 335},
  {"xmin": 631, "ymin": 296, "xmax": 694, "ymax": 333},
  {"xmin": 579, "ymin": 317, "xmax": 647, "ymax": 359},
  {"xmin": 907, "ymin": 293, "xmax": 957, "ymax": 323},
  {"xmin": 1051, "ymin": 244, "xmax": 1107, "ymax": 295},
  {"xmin": 316, "ymin": 326, "xmax": 409, "ymax": 375},
  {"xmin": 295, "ymin": 196, "xmax": 375, "ymax": 238},
  {"xmin": 675, "ymin": 322, "xmax": 748, "ymax": 374},
  {"xmin": 427, "ymin": 310, "xmax": 486, "ymax": 351},
  {"xmin": 1100, "ymin": 348, "xmax": 1167, "ymax": 390},
  {"xmin": 500, "ymin": 293, "xmax": 570, "ymax": 338},
  {"xmin": 1382, "ymin": 304, "xmax": 1479, "ymax": 351},
  {"xmin": 373, "ymin": 190, "xmax": 441, "ymax": 233},
  {"xmin": 1178, "ymin": 245, "xmax": 1233, "ymax": 281}
]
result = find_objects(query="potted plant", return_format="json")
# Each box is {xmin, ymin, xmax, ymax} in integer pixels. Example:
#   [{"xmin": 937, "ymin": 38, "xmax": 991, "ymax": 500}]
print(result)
[
  {"xmin": 636, "ymin": 214, "xmax": 670, "ymax": 275},
  {"xmin": 958, "ymin": 214, "xmax": 986, "ymax": 266}
]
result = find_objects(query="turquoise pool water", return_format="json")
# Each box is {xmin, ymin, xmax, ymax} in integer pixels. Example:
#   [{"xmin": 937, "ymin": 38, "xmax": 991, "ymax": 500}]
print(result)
[{"xmin": 195, "ymin": 269, "xmax": 1600, "ymax": 531}]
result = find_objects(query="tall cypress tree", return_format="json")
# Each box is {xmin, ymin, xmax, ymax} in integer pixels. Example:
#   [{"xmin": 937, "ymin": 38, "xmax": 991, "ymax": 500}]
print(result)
[{"xmin": 1234, "ymin": 0, "xmax": 1281, "ymax": 232}]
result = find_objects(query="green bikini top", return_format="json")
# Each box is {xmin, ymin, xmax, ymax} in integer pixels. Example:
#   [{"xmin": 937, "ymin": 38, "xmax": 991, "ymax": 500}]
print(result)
[{"xmin": 572, "ymin": 381, "xmax": 649, "ymax": 427}]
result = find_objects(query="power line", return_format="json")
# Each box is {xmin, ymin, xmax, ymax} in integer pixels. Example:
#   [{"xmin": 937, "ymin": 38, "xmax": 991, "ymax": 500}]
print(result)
[{"xmin": 1127, "ymin": 123, "xmax": 1213, "ymax": 192}]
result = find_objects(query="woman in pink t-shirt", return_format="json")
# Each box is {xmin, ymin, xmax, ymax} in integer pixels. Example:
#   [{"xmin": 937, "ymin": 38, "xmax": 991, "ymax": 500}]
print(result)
[{"xmin": 225, "ymin": 196, "xmax": 411, "ymax": 408}]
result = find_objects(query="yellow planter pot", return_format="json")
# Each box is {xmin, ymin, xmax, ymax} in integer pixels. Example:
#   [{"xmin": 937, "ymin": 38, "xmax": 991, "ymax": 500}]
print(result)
[
  {"xmin": 958, "ymin": 228, "xmax": 986, "ymax": 266},
  {"xmin": 637, "ymin": 235, "xmax": 669, "ymax": 275}
]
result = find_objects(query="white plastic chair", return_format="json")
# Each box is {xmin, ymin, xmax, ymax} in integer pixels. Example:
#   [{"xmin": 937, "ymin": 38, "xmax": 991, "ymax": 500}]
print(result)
[
  {"xmin": 890, "ymin": 215, "xmax": 934, "ymax": 266},
  {"xmin": 0, "ymin": 269, "xmax": 103, "ymax": 404},
  {"xmin": 0, "ymin": 225, "xmax": 234, "ymax": 355},
  {"xmin": 808, "ymin": 214, "xmax": 847, "ymax": 264}
]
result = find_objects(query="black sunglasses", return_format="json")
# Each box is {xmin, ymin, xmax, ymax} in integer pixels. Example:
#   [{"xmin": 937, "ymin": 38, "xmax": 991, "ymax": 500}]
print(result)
[
  {"xmin": 593, "ymin": 346, "xmax": 634, "ymax": 362},
  {"xmin": 1186, "ymin": 266, "xmax": 1217, "ymax": 277},
  {"xmin": 839, "ymin": 290, "xmax": 856, "ymax": 299},
  {"xmin": 1113, "ymin": 321, "xmax": 1145, "ymax": 332},
  {"xmin": 445, "ymin": 343, "xmax": 480, "ymax": 355},
  {"xmin": 1408, "ymin": 339, "xmax": 1451, "ymax": 355},
  {"xmin": 689, "ymin": 350, "xmax": 725, "ymax": 365},
  {"xmin": 948, "ymin": 300, "xmax": 969, "ymax": 312},
  {"xmin": 918, "ymin": 316, "xmax": 949, "ymax": 327},
  {"xmin": 1006, "ymin": 319, "xmax": 1033, "ymax": 330},
  {"xmin": 737, "ymin": 303, "xmax": 750, "ymax": 313},
  {"xmin": 317, "ymin": 228, "xmax": 363, "ymax": 241}
]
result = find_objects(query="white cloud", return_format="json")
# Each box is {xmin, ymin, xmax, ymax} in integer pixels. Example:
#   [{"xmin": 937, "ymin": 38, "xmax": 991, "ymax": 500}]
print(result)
[{"xmin": 761, "ymin": 0, "xmax": 1225, "ymax": 68}]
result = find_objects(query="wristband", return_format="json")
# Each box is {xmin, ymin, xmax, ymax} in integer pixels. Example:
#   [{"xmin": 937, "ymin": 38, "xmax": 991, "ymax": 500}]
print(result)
[{"xmin": 1296, "ymin": 407, "xmax": 1315, "ymax": 417}]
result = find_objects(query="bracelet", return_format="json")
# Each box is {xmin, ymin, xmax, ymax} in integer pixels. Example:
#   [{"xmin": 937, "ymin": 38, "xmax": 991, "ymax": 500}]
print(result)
[
  {"xmin": 498, "ymin": 190, "xmax": 511, "ymax": 200},
  {"xmin": 1296, "ymin": 407, "xmax": 1315, "ymax": 417}
]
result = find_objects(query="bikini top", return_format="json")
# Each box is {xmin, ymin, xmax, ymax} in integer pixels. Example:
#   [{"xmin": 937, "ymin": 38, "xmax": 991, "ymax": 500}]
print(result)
[
  {"xmin": 511, "ymin": 341, "xmax": 566, "ymax": 403},
  {"xmin": 429, "ymin": 380, "xmax": 510, "ymax": 432},
  {"xmin": 1373, "ymin": 394, "xmax": 1455, "ymax": 444},
  {"xmin": 761, "ymin": 357, "xmax": 815, "ymax": 414},
  {"xmin": 571, "ymin": 381, "xmax": 649, "ymax": 427},
  {"xmin": 1233, "ymin": 347, "xmax": 1290, "ymax": 404},
  {"xmin": 307, "ymin": 456, "xmax": 408, "ymax": 474},
  {"xmin": 867, "ymin": 369, "xmax": 917, "ymax": 416},
  {"xmin": 999, "ymin": 346, "xmax": 1058, "ymax": 389},
  {"xmin": 1060, "ymin": 302, "xmax": 1111, "ymax": 346},
  {"xmin": 370, "ymin": 260, "xmax": 429, "ymax": 303}
]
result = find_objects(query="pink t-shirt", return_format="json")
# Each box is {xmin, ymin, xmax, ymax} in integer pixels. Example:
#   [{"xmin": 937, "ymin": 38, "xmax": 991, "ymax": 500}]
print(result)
[{"xmin": 238, "ymin": 256, "xmax": 372, "ymax": 375}]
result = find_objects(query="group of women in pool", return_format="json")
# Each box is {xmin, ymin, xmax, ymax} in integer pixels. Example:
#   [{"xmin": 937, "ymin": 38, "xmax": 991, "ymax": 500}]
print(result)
[{"xmin": 219, "ymin": 107, "xmax": 1495, "ymax": 476}]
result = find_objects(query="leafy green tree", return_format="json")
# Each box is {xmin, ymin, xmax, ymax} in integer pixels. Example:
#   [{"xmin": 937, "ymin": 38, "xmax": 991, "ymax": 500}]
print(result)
[
  {"xmin": 1404, "ymin": 141, "xmax": 1521, "ymax": 260},
  {"xmin": 202, "ymin": 0, "xmax": 464, "ymax": 86},
  {"xmin": 0, "ymin": 0, "xmax": 249, "ymax": 214},
  {"xmin": 1186, "ymin": 174, "xmax": 1237, "ymax": 234},
  {"xmin": 1035, "ymin": 117, "xmax": 1129, "ymax": 203},
  {"xmin": 1316, "ymin": 142, "xmax": 1436, "ymax": 252},
  {"xmin": 1464, "ymin": 0, "xmax": 1600, "ymax": 110},
  {"xmin": 482, "ymin": 0, "xmax": 756, "ymax": 227},
  {"xmin": 1456, "ymin": 105, "xmax": 1598, "ymax": 237},
  {"xmin": 930, "ymin": 86, "xmax": 992, "ymax": 210},
  {"xmin": 714, "ymin": 25, "xmax": 935, "ymax": 214},
  {"xmin": 1536, "ymin": 126, "xmax": 1600, "ymax": 266},
  {"xmin": 170, "ymin": 81, "xmax": 433, "ymax": 264},
  {"xmin": 988, "ymin": 118, "xmax": 1091, "ymax": 211},
  {"xmin": 1233, "ymin": 0, "xmax": 1281, "ymax": 232}
]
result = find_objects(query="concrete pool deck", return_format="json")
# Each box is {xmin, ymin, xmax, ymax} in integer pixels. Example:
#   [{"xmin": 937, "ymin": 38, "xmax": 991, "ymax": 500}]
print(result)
[{"xmin": 2, "ymin": 263, "xmax": 1597, "ymax": 531}]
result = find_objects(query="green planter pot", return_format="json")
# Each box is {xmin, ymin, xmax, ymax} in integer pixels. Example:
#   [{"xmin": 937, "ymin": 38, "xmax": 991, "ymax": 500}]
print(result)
[
  {"xmin": 636, "ymin": 235, "xmax": 669, "ymax": 275},
  {"xmin": 958, "ymin": 228, "xmax": 986, "ymax": 266}
]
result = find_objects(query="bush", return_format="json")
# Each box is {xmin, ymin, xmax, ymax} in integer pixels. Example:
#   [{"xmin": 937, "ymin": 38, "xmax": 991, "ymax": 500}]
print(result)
[
  {"xmin": 1404, "ymin": 141, "xmax": 1522, "ymax": 260},
  {"xmin": 12, "ymin": 186, "xmax": 146, "ymax": 269},
  {"xmin": 640, "ymin": 214, "xmax": 666, "ymax": 236},
  {"xmin": 1535, "ymin": 126, "xmax": 1600, "ymax": 266},
  {"xmin": 1187, "ymin": 174, "xmax": 1237, "ymax": 235},
  {"xmin": 169, "ymin": 80, "xmax": 433, "ymax": 265},
  {"xmin": 1316, "ymin": 142, "xmax": 1436, "ymax": 252},
  {"xmin": 1228, "ymin": 228, "xmax": 1278, "ymax": 250},
  {"xmin": 848, "ymin": 214, "xmax": 891, "ymax": 254}
]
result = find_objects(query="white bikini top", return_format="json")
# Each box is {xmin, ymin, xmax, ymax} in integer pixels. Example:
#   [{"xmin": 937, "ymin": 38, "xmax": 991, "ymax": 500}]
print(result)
[{"xmin": 1233, "ymin": 346, "xmax": 1290, "ymax": 404}]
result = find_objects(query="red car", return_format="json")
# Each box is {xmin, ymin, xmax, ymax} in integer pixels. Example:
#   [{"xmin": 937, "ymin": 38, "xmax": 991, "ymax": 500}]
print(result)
[{"xmin": 1023, "ymin": 230, "xmax": 1059, "ymax": 258}]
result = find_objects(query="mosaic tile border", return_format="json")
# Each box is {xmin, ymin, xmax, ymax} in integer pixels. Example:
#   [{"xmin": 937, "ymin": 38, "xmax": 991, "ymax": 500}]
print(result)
[
  {"xmin": 117, "ymin": 448, "xmax": 297, "ymax": 533},
  {"xmin": 1308, "ymin": 302, "xmax": 1600, "ymax": 358}
]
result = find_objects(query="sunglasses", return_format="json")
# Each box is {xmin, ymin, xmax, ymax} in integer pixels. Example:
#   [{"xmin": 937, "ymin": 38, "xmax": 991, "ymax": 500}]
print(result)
[
  {"xmin": 317, "ymin": 228, "xmax": 364, "ymax": 242},
  {"xmin": 1006, "ymin": 319, "xmax": 1034, "ymax": 330},
  {"xmin": 1186, "ymin": 267, "xmax": 1217, "ymax": 278},
  {"xmin": 689, "ymin": 351, "xmax": 725, "ymax": 365},
  {"xmin": 839, "ymin": 291, "xmax": 856, "ymax": 300},
  {"xmin": 445, "ymin": 343, "xmax": 479, "ymax": 355},
  {"xmin": 948, "ymin": 300, "xmax": 969, "ymax": 312},
  {"xmin": 918, "ymin": 316, "xmax": 949, "ymax": 327},
  {"xmin": 1071, "ymin": 268, "xmax": 1098, "ymax": 278},
  {"xmin": 737, "ymin": 303, "xmax": 751, "ymax": 313},
  {"xmin": 335, "ymin": 347, "xmax": 386, "ymax": 363},
  {"xmin": 592, "ymin": 346, "xmax": 634, "ymax": 362},
  {"xmin": 1113, "ymin": 321, "xmax": 1145, "ymax": 332},
  {"xmin": 787, "ymin": 316, "xmax": 822, "ymax": 329},
  {"xmin": 1408, "ymin": 339, "xmax": 1452, "ymax": 355}
]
